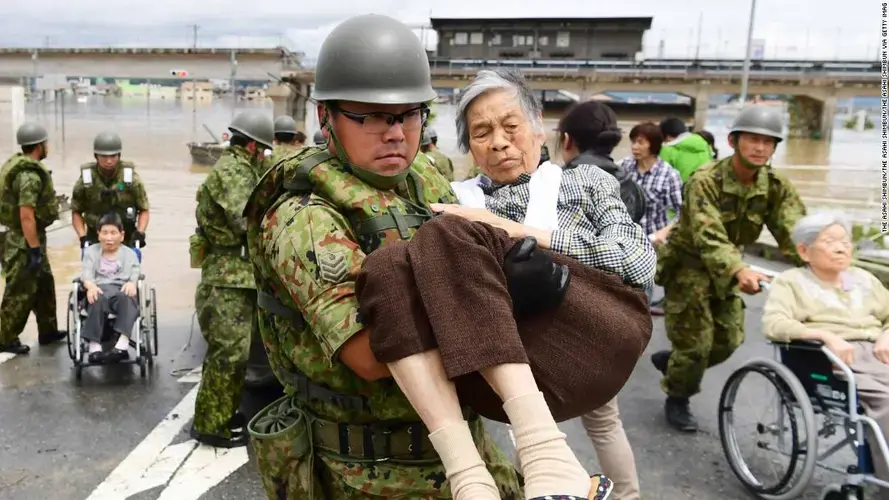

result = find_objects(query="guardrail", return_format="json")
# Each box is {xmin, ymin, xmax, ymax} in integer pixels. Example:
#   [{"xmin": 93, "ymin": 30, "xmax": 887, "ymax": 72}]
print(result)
[{"xmin": 772, "ymin": 165, "xmax": 880, "ymax": 222}]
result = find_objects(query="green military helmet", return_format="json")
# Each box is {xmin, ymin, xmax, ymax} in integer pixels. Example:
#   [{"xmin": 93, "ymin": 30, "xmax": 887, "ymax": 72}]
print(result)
[
  {"xmin": 312, "ymin": 14, "xmax": 437, "ymax": 104},
  {"xmin": 93, "ymin": 131, "xmax": 122, "ymax": 155},
  {"xmin": 421, "ymin": 128, "xmax": 433, "ymax": 146},
  {"xmin": 274, "ymin": 115, "xmax": 298, "ymax": 135},
  {"xmin": 229, "ymin": 110, "xmax": 275, "ymax": 148},
  {"xmin": 16, "ymin": 122, "xmax": 49, "ymax": 146},
  {"xmin": 730, "ymin": 105, "xmax": 784, "ymax": 143},
  {"xmin": 313, "ymin": 130, "xmax": 325, "ymax": 145}
]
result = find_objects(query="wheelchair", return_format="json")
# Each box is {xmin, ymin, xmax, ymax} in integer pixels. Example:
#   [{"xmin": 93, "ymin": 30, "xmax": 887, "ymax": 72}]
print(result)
[
  {"xmin": 718, "ymin": 339, "xmax": 889, "ymax": 500},
  {"xmin": 65, "ymin": 244, "xmax": 158, "ymax": 380}
]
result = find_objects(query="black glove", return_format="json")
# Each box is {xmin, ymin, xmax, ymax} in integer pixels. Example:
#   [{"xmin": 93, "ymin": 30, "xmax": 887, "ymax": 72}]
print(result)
[
  {"xmin": 79, "ymin": 236, "xmax": 92, "ymax": 248},
  {"xmin": 27, "ymin": 246, "xmax": 42, "ymax": 271},
  {"xmin": 133, "ymin": 231, "xmax": 146, "ymax": 248},
  {"xmin": 503, "ymin": 237, "xmax": 570, "ymax": 318}
]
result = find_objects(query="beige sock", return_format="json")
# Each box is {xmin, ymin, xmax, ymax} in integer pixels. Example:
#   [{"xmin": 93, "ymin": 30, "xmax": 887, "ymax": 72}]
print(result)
[
  {"xmin": 504, "ymin": 392, "xmax": 590, "ymax": 499},
  {"xmin": 428, "ymin": 421, "xmax": 500, "ymax": 500}
]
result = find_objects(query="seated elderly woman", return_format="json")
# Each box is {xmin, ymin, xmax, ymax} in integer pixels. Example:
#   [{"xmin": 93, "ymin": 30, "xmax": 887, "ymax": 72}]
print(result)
[
  {"xmin": 356, "ymin": 68, "xmax": 655, "ymax": 500},
  {"xmin": 81, "ymin": 212, "xmax": 141, "ymax": 365},
  {"xmin": 763, "ymin": 211, "xmax": 889, "ymax": 494}
]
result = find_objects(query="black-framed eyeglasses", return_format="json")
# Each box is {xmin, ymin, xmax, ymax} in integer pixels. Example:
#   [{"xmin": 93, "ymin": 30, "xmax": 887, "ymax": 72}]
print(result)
[{"xmin": 335, "ymin": 106, "xmax": 429, "ymax": 134}]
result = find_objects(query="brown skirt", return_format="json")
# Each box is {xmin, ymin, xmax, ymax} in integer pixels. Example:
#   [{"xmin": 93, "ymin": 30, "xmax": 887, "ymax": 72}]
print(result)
[{"xmin": 355, "ymin": 215, "xmax": 652, "ymax": 423}]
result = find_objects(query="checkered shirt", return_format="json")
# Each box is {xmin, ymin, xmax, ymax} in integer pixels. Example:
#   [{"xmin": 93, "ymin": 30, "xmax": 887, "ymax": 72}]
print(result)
[
  {"xmin": 480, "ymin": 164, "xmax": 656, "ymax": 288},
  {"xmin": 619, "ymin": 157, "xmax": 684, "ymax": 236}
]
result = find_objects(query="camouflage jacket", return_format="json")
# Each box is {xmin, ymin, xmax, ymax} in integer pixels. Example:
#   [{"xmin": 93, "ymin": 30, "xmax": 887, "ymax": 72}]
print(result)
[
  {"xmin": 425, "ymin": 150, "xmax": 455, "ymax": 182},
  {"xmin": 71, "ymin": 161, "xmax": 149, "ymax": 242},
  {"xmin": 0, "ymin": 153, "xmax": 59, "ymax": 240},
  {"xmin": 195, "ymin": 146, "xmax": 265, "ymax": 288},
  {"xmin": 660, "ymin": 157, "xmax": 806, "ymax": 294},
  {"xmin": 270, "ymin": 144, "xmax": 303, "ymax": 165},
  {"xmin": 243, "ymin": 148, "xmax": 520, "ymax": 497}
]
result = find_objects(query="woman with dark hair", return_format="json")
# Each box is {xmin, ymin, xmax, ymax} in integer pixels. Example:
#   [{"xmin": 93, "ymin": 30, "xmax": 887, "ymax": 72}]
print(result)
[
  {"xmin": 555, "ymin": 102, "xmax": 646, "ymax": 500},
  {"xmin": 696, "ymin": 130, "xmax": 719, "ymax": 159}
]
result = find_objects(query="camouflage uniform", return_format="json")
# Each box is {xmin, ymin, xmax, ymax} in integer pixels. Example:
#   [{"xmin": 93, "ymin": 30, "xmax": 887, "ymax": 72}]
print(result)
[
  {"xmin": 425, "ymin": 150, "xmax": 455, "ymax": 182},
  {"xmin": 70, "ymin": 161, "xmax": 149, "ymax": 246},
  {"xmin": 656, "ymin": 156, "xmax": 805, "ymax": 399},
  {"xmin": 192, "ymin": 145, "xmax": 266, "ymax": 439},
  {"xmin": 270, "ymin": 144, "xmax": 303, "ymax": 165},
  {"xmin": 245, "ymin": 146, "xmax": 522, "ymax": 499},
  {"xmin": 0, "ymin": 153, "xmax": 61, "ymax": 346}
]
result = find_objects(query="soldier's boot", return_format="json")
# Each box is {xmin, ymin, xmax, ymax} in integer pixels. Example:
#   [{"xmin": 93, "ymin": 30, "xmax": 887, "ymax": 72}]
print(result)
[
  {"xmin": 0, "ymin": 339, "xmax": 31, "ymax": 355},
  {"xmin": 190, "ymin": 413, "xmax": 249, "ymax": 449},
  {"xmin": 650, "ymin": 350, "xmax": 670, "ymax": 375},
  {"xmin": 38, "ymin": 331, "xmax": 67, "ymax": 346},
  {"xmin": 665, "ymin": 396, "xmax": 698, "ymax": 432}
]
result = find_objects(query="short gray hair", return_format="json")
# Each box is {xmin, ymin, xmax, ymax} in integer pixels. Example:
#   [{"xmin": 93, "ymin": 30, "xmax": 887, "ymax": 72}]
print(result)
[
  {"xmin": 455, "ymin": 68, "xmax": 544, "ymax": 154},
  {"xmin": 791, "ymin": 211, "xmax": 852, "ymax": 247}
]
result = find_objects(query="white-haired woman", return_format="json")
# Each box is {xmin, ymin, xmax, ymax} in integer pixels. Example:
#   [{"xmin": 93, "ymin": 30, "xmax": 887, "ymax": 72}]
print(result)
[
  {"xmin": 357, "ymin": 68, "xmax": 656, "ymax": 500},
  {"xmin": 763, "ymin": 212, "xmax": 889, "ymax": 496}
]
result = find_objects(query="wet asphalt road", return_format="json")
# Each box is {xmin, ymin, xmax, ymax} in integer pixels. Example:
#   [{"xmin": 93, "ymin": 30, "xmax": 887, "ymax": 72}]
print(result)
[{"xmin": 0, "ymin": 252, "xmax": 857, "ymax": 500}]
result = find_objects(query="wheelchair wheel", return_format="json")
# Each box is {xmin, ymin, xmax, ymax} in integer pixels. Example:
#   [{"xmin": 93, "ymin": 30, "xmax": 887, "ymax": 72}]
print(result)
[
  {"xmin": 66, "ymin": 290, "xmax": 77, "ymax": 361},
  {"xmin": 139, "ymin": 356, "xmax": 147, "ymax": 378},
  {"xmin": 150, "ymin": 287, "xmax": 158, "ymax": 357},
  {"xmin": 74, "ymin": 361, "xmax": 83, "ymax": 381},
  {"xmin": 719, "ymin": 357, "xmax": 818, "ymax": 500}
]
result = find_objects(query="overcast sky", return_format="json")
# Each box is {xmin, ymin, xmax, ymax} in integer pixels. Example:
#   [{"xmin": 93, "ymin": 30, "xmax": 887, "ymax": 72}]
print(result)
[{"xmin": 0, "ymin": 0, "xmax": 877, "ymax": 61}]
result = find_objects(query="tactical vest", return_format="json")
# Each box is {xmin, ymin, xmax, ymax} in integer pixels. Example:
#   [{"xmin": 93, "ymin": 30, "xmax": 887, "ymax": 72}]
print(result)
[
  {"xmin": 78, "ymin": 162, "xmax": 139, "ymax": 234},
  {"xmin": 0, "ymin": 154, "xmax": 59, "ymax": 228},
  {"xmin": 247, "ymin": 148, "xmax": 455, "ymax": 410}
]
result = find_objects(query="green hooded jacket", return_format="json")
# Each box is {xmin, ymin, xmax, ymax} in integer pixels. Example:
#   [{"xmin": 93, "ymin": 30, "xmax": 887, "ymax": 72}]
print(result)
[{"xmin": 659, "ymin": 132, "xmax": 714, "ymax": 182}]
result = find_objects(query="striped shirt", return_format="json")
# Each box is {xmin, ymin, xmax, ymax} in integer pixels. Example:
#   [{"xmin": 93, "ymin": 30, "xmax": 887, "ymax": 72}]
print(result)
[
  {"xmin": 480, "ymin": 164, "xmax": 656, "ymax": 289},
  {"xmin": 619, "ymin": 156, "xmax": 683, "ymax": 236}
]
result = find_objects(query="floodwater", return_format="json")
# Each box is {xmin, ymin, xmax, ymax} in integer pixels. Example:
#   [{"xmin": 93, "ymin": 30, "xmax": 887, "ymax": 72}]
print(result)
[{"xmin": 0, "ymin": 96, "xmax": 879, "ymax": 311}]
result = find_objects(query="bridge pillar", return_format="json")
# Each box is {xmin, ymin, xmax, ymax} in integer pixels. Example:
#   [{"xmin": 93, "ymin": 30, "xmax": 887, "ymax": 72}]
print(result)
[
  {"xmin": 788, "ymin": 95, "xmax": 836, "ymax": 141},
  {"xmin": 0, "ymin": 84, "xmax": 25, "ymax": 151},
  {"xmin": 693, "ymin": 89, "xmax": 709, "ymax": 132},
  {"xmin": 267, "ymin": 82, "xmax": 311, "ymax": 131}
]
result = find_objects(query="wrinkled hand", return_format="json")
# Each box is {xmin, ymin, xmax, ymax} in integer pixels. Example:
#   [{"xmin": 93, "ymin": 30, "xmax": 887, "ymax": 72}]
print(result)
[
  {"xmin": 27, "ymin": 246, "xmax": 42, "ymax": 271},
  {"xmin": 121, "ymin": 282, "xmax": 137, "ymax": 297},
  {"xmin": 503, "ymin": 236, "xmax": 570, "ymax": 318},
  {"xmin": 430, "ymin": 203, "xmax": 526, "ymax": 238},
  {"xmin": 874, "ymin": 333, "xmax": 889, "ymax": 365},
  {"xmin": 86, "ymin": 286, "xmax": 103, "ymax": 305},
  {"xmin": 651, "ymin": 227, "xmax": 670, "ymax": 246},
  {"xmin": 736, "ymin": 268, "xmax": 771, "ymax": 294},
  {"xmin": 823, "ymin": 333, "xmax": 855, "ymax": 366}
]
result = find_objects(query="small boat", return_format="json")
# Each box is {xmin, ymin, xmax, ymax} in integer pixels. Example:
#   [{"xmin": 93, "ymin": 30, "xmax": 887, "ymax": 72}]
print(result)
[
  {"xmin": 188, "ymin": 141, "xmax": 226, "ymax": 166},
  {"xmin": 0, "ymin": 194, "xmax": 72, "ymax": 258}
]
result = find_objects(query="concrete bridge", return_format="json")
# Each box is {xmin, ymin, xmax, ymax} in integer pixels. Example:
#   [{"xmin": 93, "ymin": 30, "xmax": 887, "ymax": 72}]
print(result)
[
  {"xmin": 0, "ymin": 47, "xmax": 301, "ymax": 81},
  {"xmin": 275, "ymin": 58, "xmax": 879, "ymax": 140}
]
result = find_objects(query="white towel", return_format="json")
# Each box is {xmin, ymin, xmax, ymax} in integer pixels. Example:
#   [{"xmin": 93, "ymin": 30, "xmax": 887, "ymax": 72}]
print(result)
[{"xmin": 450, "ymin": 161, "xmax": 563, "ymax": 231}]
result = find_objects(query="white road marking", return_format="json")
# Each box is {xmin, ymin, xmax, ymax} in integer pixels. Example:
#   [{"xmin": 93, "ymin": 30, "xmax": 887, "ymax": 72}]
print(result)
[{"xmin": 85, "ymin": 370, "xmax": 249, "ymax": 500}]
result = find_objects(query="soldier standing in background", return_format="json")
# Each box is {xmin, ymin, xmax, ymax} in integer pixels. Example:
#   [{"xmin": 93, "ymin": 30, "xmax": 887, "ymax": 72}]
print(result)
[
  {"xmin": 269, "ymin": 116, "xmax": 306, "ymax": 164},
  {"xmin": 651, "ymin": 105, "xmax": 806, "ymax": 432},
  {"xmin": 0, "ymin": 122, "xmax": 66, "ymax": 355},
  {"xmin": 71, "ymin": 132, "xmax": 150, "ymax": 250},
  {"xmin": 190, "ymin": 110, "xmax": 274, "ymax": 448},
  {"xmin": 421, "ymin": 127, "xmax": 455, "ymax": 181}
]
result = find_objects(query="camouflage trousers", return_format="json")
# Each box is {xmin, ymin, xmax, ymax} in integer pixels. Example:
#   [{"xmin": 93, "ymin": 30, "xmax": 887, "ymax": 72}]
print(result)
[
  {"xmin": 661, "ymin": 266, "xmax": 745, "ymax": 398},
  {"xmin": 193, "ymin": 283, "xmax": 256, "ymax": 437},
  {"xmin": 0, "ymin": 244, "xmax": 58, "ymax": 344}
]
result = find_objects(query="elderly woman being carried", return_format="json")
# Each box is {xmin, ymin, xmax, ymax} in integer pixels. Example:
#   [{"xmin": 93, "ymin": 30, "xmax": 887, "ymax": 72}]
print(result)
[
  {"xmin": 763, "ymin": 212, "xmax": 889, "ymax": 495},
  {"xmin": 356, "ymin": 68, "xmax": 655, "ymax": 500}
]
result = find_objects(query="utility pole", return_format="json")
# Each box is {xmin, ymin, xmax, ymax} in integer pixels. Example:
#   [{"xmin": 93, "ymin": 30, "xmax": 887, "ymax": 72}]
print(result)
[
  {"xmin": 190, "ymin": 24, "xmax": 198, "ymax": 136},
  {"xmin": 694, "ymin": 12, "xmax": 703, "ymax": 61},
  {"xmin": 738, "ymin": 0, "xmax": 757, "ymax": 107}
]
